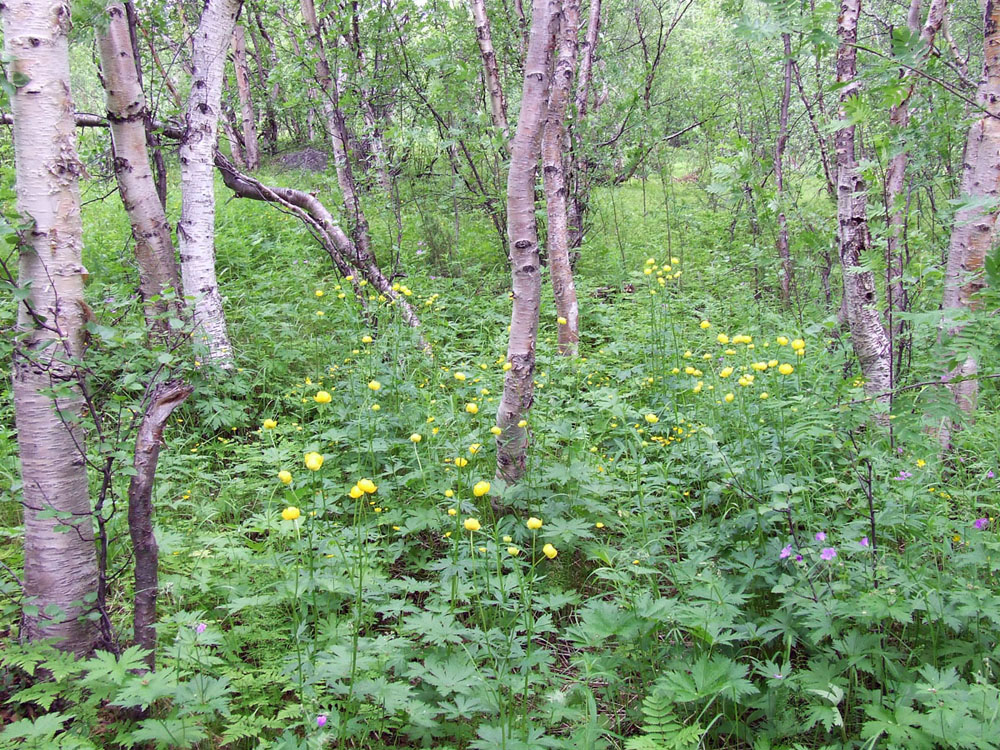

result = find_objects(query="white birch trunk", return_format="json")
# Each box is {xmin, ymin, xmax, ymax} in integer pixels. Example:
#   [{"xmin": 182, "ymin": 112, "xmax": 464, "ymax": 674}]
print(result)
[
  {"xmin": 178, "ymin": 0, "xmax": 241, "ymax": 366},
  {"xmin": 471, "ymin": 0, "xmax": 511, "ymax": 145},
  {"xmin": 231, "ymin": 23, "xmax": 260, "ymax": 171},
  {"xmin": 4, "ymin": 0, "xmax": 99, "ymax": 655}
]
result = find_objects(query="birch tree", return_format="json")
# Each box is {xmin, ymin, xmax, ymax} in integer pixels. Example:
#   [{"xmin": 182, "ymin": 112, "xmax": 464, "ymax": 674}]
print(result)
[
  {"xmin": 471, "ymin": 0, "xmax": 511, "ymax": 145},
  {"xmin": 231, "ymin": 23, "xmax": 260, "ymax": 171},
  {"xmin": 178, "ymin": 0, "xmax": 242, "ymax": 365},
  {"xmin": 496, "ymin": 0, "xmax": 556, "ymax": 483},
  {"xmin": 835, "ymin": 0, "xmax": 891, "ymax": 403},
  {"xmin": 98, "ymin": 1, "xmax": 181, "ymax": 337},
  {"xmin": 4, "ymin": 0, "xmax": 100, "ymax": 655}
]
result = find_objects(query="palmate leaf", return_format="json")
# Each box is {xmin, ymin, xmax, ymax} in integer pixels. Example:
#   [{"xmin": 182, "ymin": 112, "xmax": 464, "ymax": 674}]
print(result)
[
  {"xmin": 411, "ymin": 652, "xmax": 479, "ymax": 696},
  {"xmin": 131, "ymin": 718, "xmax": 208, "ymax": 749}
]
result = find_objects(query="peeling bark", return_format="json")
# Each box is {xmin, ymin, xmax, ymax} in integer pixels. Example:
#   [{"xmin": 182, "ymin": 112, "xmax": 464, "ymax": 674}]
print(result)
[
  {"xmin": 129, "ymin": 381, "xmax": 192, "ymax": 670},
  {"xmin": 471, "ymin": 0, "xmax": 511, "ymax": 145},
  {"xmin": 835, "ymin": 0, "xmax": 892, "ymax": 403},
  {"xmin": 231, "ymin": 23, "xmax": 260, "ymax": 171},
  {"xmin": 4, "ymin": 0, "xmax": 99, "ymax": 655},
  {"xmin": 496, "ymin": 0, "xmax": 557, "ymax": 484},
  {"xmin": 98, "ymin": 2, "xmax": 181, "ymax": 338},
  {"xmin": 543, "ymin": 0, "xmax": 581, "ymax": 356},
  {"xmin": 178, "ymin": 0, "xmax": 242, "ymax": 366}
]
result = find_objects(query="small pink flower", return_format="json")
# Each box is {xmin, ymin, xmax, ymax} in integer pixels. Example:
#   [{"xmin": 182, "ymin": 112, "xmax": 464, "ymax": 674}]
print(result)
[
  {"xmin": 195, "ymin": 622, "xmax": 207, "ymax": 634},
  {"xmin": 815, "ymin": 531, "xmax": 826, "ymax": 542},
  {"xmin": 973, "ymin": 518, "xmax": 989, "ymax": 530},
  {"xmin": 988, "ymin": 470, "xmax": 995, "ymax": 479},
  {"xmin": 859, "ymin": 536, "xmax": 869, "ymax": 547},
  {"xmin": 820, "ymin": 547, "xmax": 837, "ymax": 561},
  {"xmin": 316, "ymin": 715, "xmax": 327, "ymax": 728},
  {"xmin": 779, "ymin": 544, "xmax": 793, "ymax": 559}
]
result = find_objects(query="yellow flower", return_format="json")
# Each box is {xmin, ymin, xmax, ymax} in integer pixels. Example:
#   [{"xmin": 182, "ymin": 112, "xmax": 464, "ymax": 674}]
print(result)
[
  {"xmin": 314, "ymin": 390, "xmax": 332, "ymax": 404},
  {"xmin": 683, "ymin": 350, "xmax": 693, "ymax": 358},
  {"xmin": 719, "ymin": 366, "xmax": 733, "ymax": 378},
  {"xmin": 361, "ymin": 335, "xmax": 373, "ymax": 344},
  {"xmin": 349, "ymin": 485, "xmax": 364, "ymax": 499},
  {"xmin": 684, "ymin": 366, "xmax": 696, "ymax": 375},
  {"xmin": 445, "ymin": 489, "xmax": 455, "ymax": 498},
  {"xmin": 700, "ymin": 320, "xmax": 711, "ymax": 329},
  {"xmin": 468, "ymin": 443, "xmax": 481, "ymax": 454},
  {"xmin": 777, "ymin": 336, "xmax": 789, "ymax": 346},
  {"xmin": 724, "ymin": 392, "xmax": 735, "ymax": 403},
  {"xmin": 448, "ymin": 508, "xmax": 457, "ymax": 516},
  {"xmin": 304, "ymin": 452, "xmax": 324, "ymax": 471},
  {"xmin": 671, "ymin": 367, "xmax": 680, "ymax": 375},
  {"xmin": 278, "ymin": 470, "xmax": 292, "ymax": 485},
  {"xmin": 517, "ymin": 419, "xmax": 527, "ymax": 428},
  {"xmin": 717, "ymin": 333, "xmax": 729, "ymax": 345},
  {"xmin": 595, "ymin": 522, "xmax": 605, "ymax": 529},
  {"xmin": 502, "ymin": 362, "xmax": 512, "ymax": 371},
  {"xmin": 410, "ymin": 433, "xmax": 422, "ymax": 443},
  {"xmin": 693, "ymin": 381, "xmax": 703, "ymax": 394},
  {"xmin": 454, "ymin": 371, "xmax": 467, "ymax": 381},
  {"xmin": 508, "ymin": 546, "xmax": 520, "ymax": 556},
  {"xmin": 503, "ymin": 535, "xmax": 513, "ymax": 542},
  {"xmin": 526, "ymin": 516, "xmax": 542, "ymax": 530},
  {"xmin": 282, "ymin": 506, "xmax": 300, "ymax": 521},
  {"xmin": 464, "ymin": 518, "xmax": 481, "ymax": 532},
  {"xmin": 465, "ymin": 403, "xmax": 479, "ymax": 415},
  {"xmin": 315, "ymin": 289, "xmax": 324, "ymax": 297},
  {"xmin": 791, "ymin": 338, "xmax": 805, "ymax": 350},
  {"xmin": 478, "ymin": 546, "xmax": 486, "ymax": 552},
  {"xmin": 778, "ymin": 363, "xmax": 794, "ymax": 375},
  {"xmin": 371, "ymin": 403, "xmax": 380, "ymax": 411},
  {"xmin": 557, "ymin": 316, "xmax": 568, "ymax": 325},
  {"xmin": 368, "ymin": 380, "xmax": 381, "ymax": 391},
  {"xmin": 263, "ymin": 418, "xmax": 278, "ymax": 430},
  {"xmin": 315, "ymin": 310, "xmax": 324, "ymax": 316},
  {"xmin": 358, "ymin": 478, "xmax": 377, "ymax": 494},
  {"xmin": 473, "ymin": 480, "xmax": 491, "ymax": 497},
  {"xmin": 751, "ymin": 361, "xmax": 768, "ymax": 371},
  {"xmin": 916, "ymin": 459, "xmax": 926, "ymax": 468},
  {"xmin": 952, "ymin": 534, "xmax": 961, "ymax": 543},
  {"xmin": 768, "ymin": 359, "xmax": 778, "ymax": 368},
  {"xmin": 760, "ymin": 392, "xmax": 769, "ymax": 399},
  {"xmin": 645, "ymin": 413, "xmax": 659, "ymax": 424},
  {"xmin": 725, "ymin": 349, "xmax": 736, "ymax": 356},
  {"xmin": 542, "ymin": 543, "xmax": 558, "ymax": 559},
  {"xmin": 490, "ymin": 425, "xmax": 502, "ymax": 436}
]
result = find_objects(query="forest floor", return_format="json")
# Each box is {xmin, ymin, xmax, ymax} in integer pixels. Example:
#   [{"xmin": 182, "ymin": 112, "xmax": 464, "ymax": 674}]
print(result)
[{"xmin": 1, "ymin": 163, "xmax": 999, "ymax": 749}]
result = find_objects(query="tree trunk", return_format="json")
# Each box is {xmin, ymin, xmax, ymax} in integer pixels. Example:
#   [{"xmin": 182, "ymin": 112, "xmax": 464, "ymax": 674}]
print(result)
[
  {"xmin": 248, "ymin": 6, "xmax": 279, "ymax": 154},
  {"xmin": 98, "ymin": 2, "xmax": 181, "ymax": 338},
  {"xmin": 129, "ymin": 381, "xmax": 191, "ymax": 670},
  {"xmin": 939, "ymin": 0, "xmax": 1000, "ymax": 438},
  {"xmin": 543, "ymin": 0, "xmax": 581, "ymax": 356},
  {"xmin": 835, "ymin": 0, "xmax": 892, "ymax": 403},
  {"xmin": 3, "ymin": 0, "xmax": 99, "ymax": 656},
  {"xmin": 231, "ymin": 24, "xmax": 260, "ymax": 170},
  {"xmin": 775, "ymin": 32, "xmax": 794, "ymax": 308},
  {"xmin": 178, "ymin": 0, "xmax": 242, "ymax": 366},
  {"xmin": 567, "ymin": 0, "xmax": 601, "ymax": 255},
  {"xmin": 471, "ymin": 0, "xmax": 511, "ymax": 145},
  {"xmin": 496, "ymin": 0, "xmax": 557, "ymax": 484}
]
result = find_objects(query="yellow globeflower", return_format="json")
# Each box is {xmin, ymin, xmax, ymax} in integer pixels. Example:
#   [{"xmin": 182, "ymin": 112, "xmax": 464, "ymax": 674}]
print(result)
[
  {"xmin": 768, "ymin": 359, "xmax": 779, "ymax": 368},
  {"xmin": 278, "ymin": 470, "xmax": 293, "ymax": 485},
  {"xmin": 502, "ymin": 362, "xmax": 512, "ymax": 371},
  {"xmin": 508, "ymin": 546, "xmax": 520, "ymax": 556},
  {"xmin": 455, "ymin": 457, "xmax": 468, "ymax": 468},
  {"xmin": 473, "ymin": 480, "xmax": 491, "ymax": 497},
  {"xmin": 465, "ymin": 402, "xmax": 479, "ymax": 415},
  {"xmin": 361, "ymin": 335, "xmax": 373, "ymax": 344},
  {"xmin": 314, "ymin": 390, "xmax": 332, "ymax": 404},
  {"xmin": 717, "ymin": 333, "xmax": 730, "ymax": 345},
  {"xmin": 410, "ymin": 433, "xmax": 422, "ymax": 443},
  {"xmin": 760, "ymin": 392, "xmax": 769, "ymax": 399},
  {"xmin": 778, "ymin": 363, "xmax": 794, "ymax": 375},
  {"xmin": 349, "ymin": 485, "xmax": 364, "ymax": 499},
  {"xmin": 645, "ymin": 413, "xmax": 659, "ymax": 424},
  {"xmin": 281, "ymin": 506, "xmax": 301, "ymax": 521},
  {"xmin": 445, "ymin": 489, "xmax": 455, "ymax": 498},
  {"xmin": 315, "ymin": 289, "xmax": 324, "ymax": 297},
  {"xmin": 368, "ymin": 380, "xmax": 381, "ymax": 391},
  {"xmin": 464, "ymin": 518, "xmax": 481, "ymax": 532},
  {"xmin": 468, "ymin": 443, "xmax": 481, "ymax": 454},
  {"xmin": 557, "ymin": 316, "xmax": 568, "ymax": 325},
  {"xmin": 490, "ymin": 425, "xmax": 502, "ymax": 436},
  {"xmin": 776, "ymin": 336, "xmax": 789, "ymax": 346},
  {"xmin": 791, "ymin": 338, "xmax": 805, "ymax": 350},
  {"xmin": 263, "ymin": 418, "xmax": 278, "ymax": 430},
  {"xmin": 517, "ymin": 419, "xmax": 528, "ymax": 428},
  {"xmin": 724, "ymin": 392, "xmax": 735, "ymax": 403},
  {"xmin": 542, "ymin": 543, "xmax": 558, "ymax": 559},
  {"xmin": 448, "ymin": 508, "xmax": 457, "ymax": 516},
  {"xmin": 358, "ymin": 478, "xmax": 377, "ymax": 494},
  {"xmin": 526, "ymin": 517, "xmax": 542, "ymax": 530},
  {"xmin": 304, "ymin": 452, "xmax": 324, "ymax": 471},
  {"xmin": 719, "ymin": 366, "xmax": 733, "ymax": 378},
  {"xmin": 454, "ymin": 371, "xmax": 467, "ymax": 381},
  {"xmin": 371, "ymin": 404, "xmax": 381, "ymax": 411},
  {"xmin": 700, "ymin": 320, "xmax": 711, "ymax": 329}
]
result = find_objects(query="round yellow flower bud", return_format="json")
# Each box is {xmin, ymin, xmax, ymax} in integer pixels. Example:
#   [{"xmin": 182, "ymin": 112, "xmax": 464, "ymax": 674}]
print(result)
[
  {"xmin": 490, "ymin": 426, "xmax": 502, "ymax": 436},
  {"xmin": 464, "ymin": 518, "xmax": 481, "ymax": 532},
  {"xmin": 719, "ymin": 367, "xmax": 733, "ymax": 378},
  {"xmin": 465, "ymin": 403, "xmax": 479, "ymax": 415},
  {"xmin": 315, "ymin": 289, "xmax": 324, "ymax": 297},
  {"xmin": 410, "ymin": 433, "xmax": 422, "ymax": 443},
  {"xmin": 263, "ymin": 418, "xmax": 278, "ymax": 430},
  {"xmin": 776, "ymin": 336, "xmax": 789, "ymax": 346},
  {"xmin": 368, "ymin": 380, "xmax": 381, "ymax": 391},
  {"xmin": 557, "ymin": 316, "xmax": 568, "ymax": 325},
  {"xmin": 645, "ymin": 413, "xmax": 659, "ymax": 424},
  {"xmin": 358, "ymin": 478, "xmax": 377, "ymax": 494},
  {"xmin": 526, "ymin": 517, "xmax": 542, "ymax": 530},
  {"xmin": 778, "ymin": 363, "xmax": 794, "ymax": 375},
  {"xmin": 349, "ymin": 485, "xmax": 364, "ymax": 499},
  {"xmin": 361, "ymin": 335, "xmax": 373, "ymax": 344},
  {"xmin": 717, "ymin": 333, "xmax": 730, "ymax": 345},
  {"xmin": 448, "ymin": 508, "xmax": 457, "ymax": 516},
  {"xmin": 724, "ymin": 392, "xmax": 735, "ymax": 403},
  {"xmin": 791, "ymin": 338, "xmax": 805, "ymax": 350},
  {"xmin": 502, "ymin": 362, "xmax": 512, "ymax": 371},
  {"xmin": 314, "ymin": 390, "xmax": 332, "ymax": 404},
  {"xmin": 282, "ymin": 506, "xmax": 300, "ymax": 521},
  {"xmin": 445, "ymin": 489, "xmax": 455, "ymax": 498},
  {"xmin": 278, "ymin": 470, "xmax": 292, "ymax": 485},
  {"xmin": 508, "ymin": 546, "xmax": 520, "ymax": 556},
  {"xmin": 517, "ymin": 419, "xmax": 528, "ymax": 428},
  {"xmin": 542, "ymin": 543, "xmax": 558, "ymax": 559},
  {"xmin": 304, "ymin": 452, "xmax": 324, "ymax": 471},
  {"xmin": 473, "ymin": 481, "xmax": 491, "ymax": 497},
  {"xmin": 454, "ymin": 372, "xmax": 466, "ymax": 381},
  {"xmin": 700, "ymin": 320, "xmax": 711, "ymax": 329}
]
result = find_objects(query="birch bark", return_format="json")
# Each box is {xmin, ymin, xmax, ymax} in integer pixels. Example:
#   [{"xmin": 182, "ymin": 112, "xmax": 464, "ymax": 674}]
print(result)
[
  {"xmin": 178, "ymin": 0, "xmax": 242, "ymax": 366},
  {"xmin": 4, "ymin": 0, "xmax": 99, "ymax": 655},
  {"xmin": 774, "ymin": 32, "xmax": 794, "ymax": 307},
  {"xmin": 471, "ymin": 0, "xmax": 511, "ymax": 145},
  {"xmin": 231, "ymin": 23, "xmax": 260, "ymax": 171},
  {"xmin": 496, "ymin": 0, "xmax": 557, "ymax": 483}
]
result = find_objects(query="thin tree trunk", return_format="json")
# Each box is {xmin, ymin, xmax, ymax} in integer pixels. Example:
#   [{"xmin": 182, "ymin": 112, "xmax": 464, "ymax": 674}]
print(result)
[
  {"xmin": 178, "ymin": 0, "xmax": 242, "ymax": 366},
  {"xmin": 129, "ymin": 381, "xmax": 191, "ymax": 670},
  {"xmin": 248, "ymin": 6, "xmax": 279, "ymax": 154},
  {"xmin": 496, "ymin": 0, "xmax": 557, "ymax": 484},
  {"xmin": 775, "ymin": 32, "xmax": 794, "ymax": 307},
  {"xmin": 124, "ymin": 2, "xmax": 168, "ymax": 210},
  {"xmin": 835, "ymin": 0, "xmax": 892, "ymax": 403},
  {"xmin": 567, "ymin": 0, "xmax": 601, "ymax": 255},
  {"xmin": 543, "ymin": 0, "xmax": 581, "ymax": 356},
  {"xmin": 471, "ymin": 0, "xmax": 511, "ymax": 145},
  {"xmin": 222, "ymin": 105, "xmax": 247, "ymax": 169},
  {"xmin": 231, "ymin": 24, "xmax": 260, "ymax": 170},
  {"xmin": 98, "ymin": 2, "xmax": 181, "ymax": 338},
  {"xmin": 4, "ymin": 0, "xmax": 99, "ymax": 656},
  {"xmin": 939, "ymin": 0, "xmax": 1000, "ymax": 441}
]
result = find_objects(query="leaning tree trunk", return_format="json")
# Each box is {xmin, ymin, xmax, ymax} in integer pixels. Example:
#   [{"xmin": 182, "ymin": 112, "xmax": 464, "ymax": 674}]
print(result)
[
  {"xmin": 178, "ymin": 0, "xmax": 242, "ymax": 366},
  {"xmin": 835, "ymin": 0, "xmax": 891, "ymax": 404},
  {"xmin": 542, "ymin": 0, "xmax": 581, "ymax": 356},
  {"xmin": 774, "ymin": 32, "xmax": 794, "ymax": 308},
  {"xmin": 98, "ymin": 2, "xmax": 181, "ymax": 338},
  {"xmin": 471, "ymin": 0, "xmax": 511, "ymax": 146},
  {"xmin": 496, "ymin": 0, "xmax": 556, "ymax": 484},
  {"xmin": 939, "ymin": 0, "xmax": 1000, "ymax": 443},
  {"xmin": 3, "ymin": 0, "xmax": 99, "ymax": 656},
  {"xmin": 231, "ymin": 23, "xmax": 260, "ymax": 171}
]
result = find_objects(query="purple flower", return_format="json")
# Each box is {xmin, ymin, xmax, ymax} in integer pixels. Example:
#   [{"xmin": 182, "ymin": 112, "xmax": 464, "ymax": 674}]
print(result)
[
  {"xmin": 859, "ymin": 536, "xmax": 869, "ymax": 547},
  {"xmin": 779, "ymin": 544, "xmax": 793, "ymax": 559},
  {"xmin": 316, "ymin": 715, "xmax": 327, "ymax": 728},
  {"xmin": 815, "ymin": 531, "xmax": 826, "ymax": 542},
  {"xmin": 974, "ymin": 518, "xmax": 989, "ymax": 530},
  {"xmin": 772, "ymin": 672, "xmax": 784, "ymax": 680},
  {"xmin": 195, "ymin": 622, "xmax": 207, "ymax": 634},
  {"xmin": 820, "ymin": 547, "xmax": 837, "ymax": 561},
  {"xmin": 988, "ymin": 470, "xmax": 995, "ymax": 479},
  {"xmin": 893, "ymin": 471, "xmax": 912, "ymax": 481},
  {"xmin": 795, "ymin": 554, "xmax": 803, "ymax": 562}
]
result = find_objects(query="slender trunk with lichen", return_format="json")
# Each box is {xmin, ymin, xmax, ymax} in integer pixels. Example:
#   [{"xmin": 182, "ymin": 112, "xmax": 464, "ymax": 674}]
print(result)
[
  {"xmin": 98, "ymin": 2, "xmax": 181, "ymax": 337},
  {"xmin": 939, "ymin": 0, "xmax": 1000, "ymax": 443},
  {"xmin": 471, "ymin": 0, "xmax": 510, "ymax": 146},
  {"xmin": 4, "ymin": 0, "xmax": 99, "ymax": 656},
  {"xmin": 231, "ymin": 23, "xmax": 260, "ymax": 171},
  {"xmin": 835, "ymin": 0, "xmax": 892, "ymax": 404},
  {"xmin": 567, "ymin": 0, "xmax": 601, "ymax": 255},
  {"xmin": 543, "ymin": 0, "xmax": 581, "ymax": 356},
  {"xmin": 775, "ymin": 32, "xmax": 793, "ymax": 307},
  {"xmin": 496, "ymin": 0, "xmax": 556, "ymax": 483}
]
